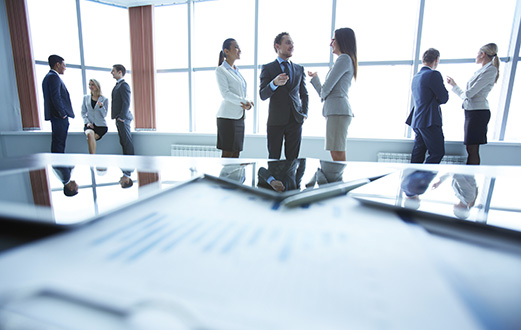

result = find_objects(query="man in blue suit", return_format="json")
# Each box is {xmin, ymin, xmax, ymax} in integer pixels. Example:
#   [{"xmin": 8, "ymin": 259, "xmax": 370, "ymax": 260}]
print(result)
[
  {"xmin": 260, "ymin": 32, "xmax": 308, "ymax": 160},
  {"xmin": 410, "ymin": 48, "xmax": 449, "ymax": 164},
  {"xmin": 42, "ymin": 55, "xmax": 75, "ymax": 153}
]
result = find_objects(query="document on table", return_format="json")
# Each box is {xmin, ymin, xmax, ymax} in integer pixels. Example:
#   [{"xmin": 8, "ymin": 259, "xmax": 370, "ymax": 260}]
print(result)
[{"xmin": 0, "ymin": 178, "xmax": 482, "ymax": 330}]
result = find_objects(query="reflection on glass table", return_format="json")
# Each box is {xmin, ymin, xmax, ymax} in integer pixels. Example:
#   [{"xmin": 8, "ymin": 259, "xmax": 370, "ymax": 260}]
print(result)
[
  {"xmin": 349, "ymin": 169, "xmax": 521, "ymax": 234},
  {"xmin": 0, "ymin": 157, "xmax": 391, "ymax": 227}
]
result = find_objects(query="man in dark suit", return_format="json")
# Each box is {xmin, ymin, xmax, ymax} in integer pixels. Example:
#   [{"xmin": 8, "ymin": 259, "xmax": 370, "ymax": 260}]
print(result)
[
  {"xmin": 42, "ymin": 55, "xmax": 75, "ymax": 153},
  {"xmin": 111, "ymin": 64, "xmax": 134, "ymax": 155},
  {"xmin": 260, "ymin": 32, "xmax": 308, "ymax": 160},
  {"xmin": 52, "ymin": 166, "xmax": 78, "ymax": 197},
  {"xmin": 410, "ymin": 48, "xmax": 449, "ymax": 164}
]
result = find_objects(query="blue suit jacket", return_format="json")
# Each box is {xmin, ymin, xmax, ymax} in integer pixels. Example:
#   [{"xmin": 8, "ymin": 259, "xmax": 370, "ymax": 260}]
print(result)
[
  {"xmin": 410, "ymin": 66, "xmax": 448, "ymax": 128},
  {"xmin": 42, "ymin": 70, "xmax": 74, "ymax": 120}
]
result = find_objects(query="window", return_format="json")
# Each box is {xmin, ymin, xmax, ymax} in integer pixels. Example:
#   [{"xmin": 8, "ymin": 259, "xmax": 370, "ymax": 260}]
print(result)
[
  {"xmin": 155, "ymin": 4, "xmax": 188, "ymax": 70},
  {"xmin": 335, "ymin": 0, "xmax": 419, "ymax": 62},
  {"xmin": 80, "ymin": 0, "xmax": 131, "ymax": 69},
  {"xmin": 27, "ymin": 0, "xmax": 81, "ymax": 64},
  {"xmin": 192, "ymin": 0, "xmax": 255, "ymax": 67}
]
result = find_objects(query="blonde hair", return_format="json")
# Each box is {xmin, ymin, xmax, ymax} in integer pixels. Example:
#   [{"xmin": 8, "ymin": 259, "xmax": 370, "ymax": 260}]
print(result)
[
  {"xmin": 481, "ymin": 43, "xmax": 500, "ymax": 83},
  {"xmin": 89, "ymin": 79, "xmax": 102, "ymax": 97}
]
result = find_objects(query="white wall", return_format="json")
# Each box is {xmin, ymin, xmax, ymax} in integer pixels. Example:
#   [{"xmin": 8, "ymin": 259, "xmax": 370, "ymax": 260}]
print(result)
[{"xmin": 1, "ymin": 131, "xmax": 520, "ymax": 165}]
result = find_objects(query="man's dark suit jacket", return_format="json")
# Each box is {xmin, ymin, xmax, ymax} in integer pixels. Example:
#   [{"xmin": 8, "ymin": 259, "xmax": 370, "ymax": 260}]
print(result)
[
  {"xmin": 410, "ymin": 66, "xmax": 448, "ymax": 129},
  {"xmin": 42, "ymin": 70, "xmax": 74, "ymax": 120},
  {"xmin": 259, "ymin": 60, "xmax": 308, "ymax": 125},
  {"xmin": 111, "ymin": 80, "xmax": 132, "ymax": 121}
]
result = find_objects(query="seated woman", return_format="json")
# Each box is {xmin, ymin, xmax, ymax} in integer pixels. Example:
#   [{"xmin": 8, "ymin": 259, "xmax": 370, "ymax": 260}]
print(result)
[{"xmin": 81, "ymin": 79, "xmax": 108, "ymax": 154}]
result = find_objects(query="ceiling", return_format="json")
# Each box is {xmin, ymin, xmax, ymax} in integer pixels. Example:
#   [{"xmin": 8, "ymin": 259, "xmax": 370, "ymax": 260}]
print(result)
[{"xmin": 89, "ymin": 0, "xmax": 187, "ymax": 8}]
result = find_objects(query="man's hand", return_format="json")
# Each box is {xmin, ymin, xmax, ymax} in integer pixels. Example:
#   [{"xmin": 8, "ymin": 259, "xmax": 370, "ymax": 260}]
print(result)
[{"xmin": 273, "ymin": 73, "xmax": 289, "ymax": 86}]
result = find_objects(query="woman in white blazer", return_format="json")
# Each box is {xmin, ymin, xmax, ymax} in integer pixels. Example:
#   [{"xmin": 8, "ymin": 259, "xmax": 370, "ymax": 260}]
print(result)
[
  {"xmin": 216, "ymin": 38, "xmax": 253, "ymax": 158},
  {"xmin": 81, "ymin": 79, "xmax": 108, "ymax": 154},
  {"xmin": 308, "ymin": 28, "xmax": 358, "ymax": 161},
  {"xmin": 446, "ymin": 43, "xmax": 500, "ymax": 165}
]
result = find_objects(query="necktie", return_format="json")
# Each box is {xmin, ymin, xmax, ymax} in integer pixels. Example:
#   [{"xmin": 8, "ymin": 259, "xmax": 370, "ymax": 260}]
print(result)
[{"xmin": 282, "ymin": 61, "xmax": 291, "ymax": 84}]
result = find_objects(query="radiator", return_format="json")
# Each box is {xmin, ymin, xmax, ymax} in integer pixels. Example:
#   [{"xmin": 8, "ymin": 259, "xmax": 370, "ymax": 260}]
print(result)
[
  {"xmin": 377, "ymin": 152, "xmax": 467, "ymax": 165},
  {"xmin": 170, "ymin": 144, "xmax": 221, "ymax": 157}
]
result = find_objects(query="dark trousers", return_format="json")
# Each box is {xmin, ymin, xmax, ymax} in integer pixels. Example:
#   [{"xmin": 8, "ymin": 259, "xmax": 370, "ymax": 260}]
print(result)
[
  {"xmin": 116, "ymin": 119, "xmax": 135, "ymax": 155},
  {"xmin": 50, "ymin": 117, "xmax": 69, "ymax": 153},
  {"xmin": 267, "ymin": 116, "xmax": 302, "ymax": 160},
  {"xmin": 411, "ymin": 126, "xmax": 445, "ymax": 164}
]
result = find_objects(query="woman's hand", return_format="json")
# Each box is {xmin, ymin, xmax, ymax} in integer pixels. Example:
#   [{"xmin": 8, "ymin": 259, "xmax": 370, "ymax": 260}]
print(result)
[
  {"xmin": 446, "ymin": 76, "xmax": 456, "ymax": 87},
  {"xmin": 241, "ymin": 101, "xmax": 254, "ymax": 110},
  {"xmin": 307, "ymin": 71, "xmax": 317, "ymax": 78}
]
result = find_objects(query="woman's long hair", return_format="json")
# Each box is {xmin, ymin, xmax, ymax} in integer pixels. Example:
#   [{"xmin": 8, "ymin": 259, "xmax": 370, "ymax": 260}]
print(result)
[
  {"xmin": 218, "ymin": 38, "xmax": 236, "ymax": 66},
  {"xmin": 334, "ymin": 28, "xmax": 358, "ymax": 80}
]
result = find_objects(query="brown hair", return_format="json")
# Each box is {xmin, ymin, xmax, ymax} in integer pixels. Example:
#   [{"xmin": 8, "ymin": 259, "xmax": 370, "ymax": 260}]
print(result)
[{"xmin": 334, "ymin": 28, "xmax": 358, "ymax": 79}]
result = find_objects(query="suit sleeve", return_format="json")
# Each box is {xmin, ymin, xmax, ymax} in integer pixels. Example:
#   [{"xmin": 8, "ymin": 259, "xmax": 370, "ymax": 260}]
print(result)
[
  {"xmin": 259, "ymin": 64, "xmax": 276, "ymax": 101},
  {"xmin": 215, "ymin": 67, "xmax": 249, "ymax": 104},
  {"xmin": 430, "ymin": 71, "xmax": 449, "ymax": 104},
  {"xmin": 98, "ymin": 97, "xmax": 108, "ymax": 118},
  {"xmin": 118, "ymin": 83, "xmax": 131, "ymax": 119},
  {"xmin": 48, "ymin": 75, "xmax": 68, "ymax": 118},
  {"xmin": 310, "ymin": 76, "xmax": 322, "ymax": 97},
  {"xmin": 452, "ymin": 65, "xmax": 497, "ymax": 100},
  {"xmin": 298, "ymin": 66, "xmax": 309, "ymax": 116},
  {"xmin": 320, "ymin": 55, "xmax": 350, "ymax": 99},
  {"xmin": 81, "ymin": 96, "xmax": 89, "ymax": 124}
]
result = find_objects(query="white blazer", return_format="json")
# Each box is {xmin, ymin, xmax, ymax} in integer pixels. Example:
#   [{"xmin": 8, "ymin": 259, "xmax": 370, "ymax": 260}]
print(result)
[{"xmin": 215, "ymin": 64, "xmax": 251, "ymax": 119}]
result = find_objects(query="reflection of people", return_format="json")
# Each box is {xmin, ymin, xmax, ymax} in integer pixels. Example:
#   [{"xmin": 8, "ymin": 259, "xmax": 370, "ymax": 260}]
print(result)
[
  {"xmin": 111, "ymin": 64, "xmax": 135, "ymax": 156},
  {"xmin": 216, "ymin": 38, "xmax": 253, "ymax": 158},
  {"xmin": 306, "ymin": 160, "xmax": 346, "ymax": 188},
  {"xmin": 446, "ymin": 43, "xmax": 500, "ymax": 165},
  {"xmin": 452, "ymin": 174, "xmax": 478, "ymax": 219},
  {"xmin": 119, "ymin": 169, "xmax": 134, "ymax": 189},
  {"xmin": 400, "ymin": 170, "xmax": 437, "ymax": 209},
  {"xmin": 258, "ymin": 159, "xmax": 306, "ymax": 192},
  {"xmin": 52, "ymin": 166, "xmax": 78, "ymax": 197},
  {"xmin": 259, "ymin": 32, "xmax": 309, "ymax": 160},
  {"xmin": 82, "ymin": 79, "xmax": 108, "ymax": 154},
  {"xmin": 409, "ymin": 48, "xmax": 449, "ymax": 164},
  {"xmin": 308, "ymin": 28, "xmax": 358, "ymax": 162},
  {"xmin": 42, "ymin": 55, "xmax": 75, "ymax": 153},
  {"xmin": 219, "ymin": 164, "xmax": 247, "ymax": 183}
]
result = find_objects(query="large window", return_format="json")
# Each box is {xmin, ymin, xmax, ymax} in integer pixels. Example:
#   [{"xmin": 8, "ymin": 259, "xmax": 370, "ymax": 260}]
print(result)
[
  {"xmin": 28, "ymin": 0, "xmax": 130, "ymax": 133},
  {"xmin": 26, "ymin": 0, "xmax": 521, "ymax": 143}
]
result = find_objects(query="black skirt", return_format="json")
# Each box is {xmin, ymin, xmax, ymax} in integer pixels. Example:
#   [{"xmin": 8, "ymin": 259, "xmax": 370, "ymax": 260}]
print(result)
[
  {"xmin": 217, "ymin": 117, "xmax": 245, "ymax": 152},
  {"xmin": 464, "ymin": 110, "xmax": 490, "ymax": 145},
  {"xmin": 84, "ymin": 124, "xmax": 108, "ymax": 140}
]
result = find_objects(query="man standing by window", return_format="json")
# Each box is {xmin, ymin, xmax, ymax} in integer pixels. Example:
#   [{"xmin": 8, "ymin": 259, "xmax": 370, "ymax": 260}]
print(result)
[
  {"xmin": 42, "ymin": 55, "xmax": 74, "ymax": 153},
  {"xmin": 409, "ymin": 48, "xmax": 449, "ymax": 164},
  {"xmin": 260, "ymin": 32, "xmax": 308, "ymax": 160},
  {"xmin": 111, "ymin": 64, "xmax": 134, "ymax": 156}
]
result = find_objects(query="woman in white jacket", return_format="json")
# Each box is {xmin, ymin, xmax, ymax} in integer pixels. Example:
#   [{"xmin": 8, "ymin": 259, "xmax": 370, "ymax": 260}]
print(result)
[
  {"xmin": 308, "ymin": 28, "xmax": 358, "ymax": 161},
  {"xmin": 446, "ymin": 43, "xmax": 500, "ymax": 165},
  {"xmin": 215, "ymin": 38, "xmax": 254, "ymax": 158},
  {"xmin": 81, "ymin": 79, "xmax": 108, "ymax": 154}
]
